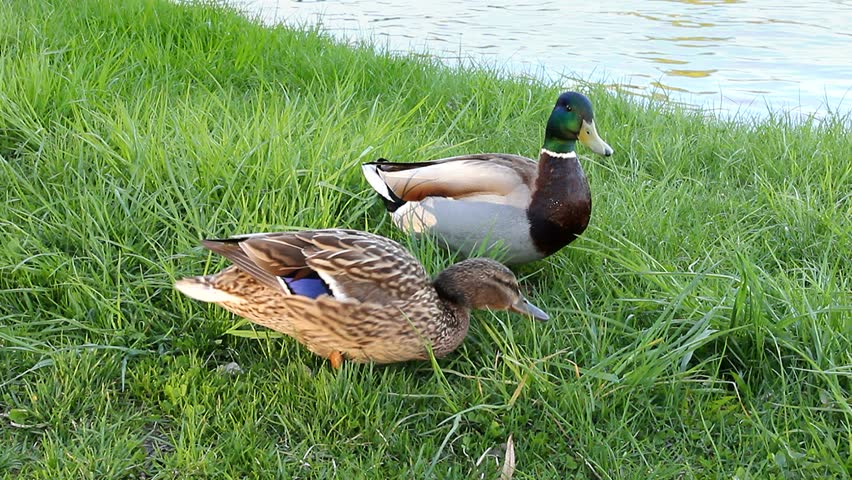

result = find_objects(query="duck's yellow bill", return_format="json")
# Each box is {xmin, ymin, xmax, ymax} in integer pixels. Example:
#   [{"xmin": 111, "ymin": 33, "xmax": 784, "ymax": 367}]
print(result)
[{"xmin": 578, "ymin": 119, "xmax": 614, "ymax": 156}]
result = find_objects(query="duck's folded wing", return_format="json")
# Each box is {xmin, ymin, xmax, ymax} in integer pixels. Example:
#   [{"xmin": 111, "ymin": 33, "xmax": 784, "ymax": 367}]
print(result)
[
  {"xmin": 362, "ymin": 154, "xmax": 537, "ymax": 202},
  {"xmin": 300, "ymin": 231, "xmax": 429, "ymax": 304},
  {"xmin": 200, "ymin": 235, "xmax": 297, "ymax": 294},
  {"xmin": 209, "ymin": 230, "xmax": 428, "ymax": 305}
]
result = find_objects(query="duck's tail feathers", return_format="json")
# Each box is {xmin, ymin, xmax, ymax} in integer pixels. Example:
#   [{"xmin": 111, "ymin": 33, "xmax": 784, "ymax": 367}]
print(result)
[
  {"xmin": 175, "ymin": 277, "xmax": 246, "ymax": 304},
  {"xmin": 361, "ymin": 159, "xmax": 406, "ymax": 213}
]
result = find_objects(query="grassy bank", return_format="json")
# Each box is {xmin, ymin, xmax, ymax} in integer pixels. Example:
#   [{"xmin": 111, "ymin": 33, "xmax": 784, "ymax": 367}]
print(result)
[{"xmin": 1, "ymin": 0, "xmax": 850, "ymax": 477}]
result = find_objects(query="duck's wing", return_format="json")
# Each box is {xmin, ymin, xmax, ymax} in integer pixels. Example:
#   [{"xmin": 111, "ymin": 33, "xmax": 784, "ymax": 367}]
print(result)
[
  {"xmin": 200, "ymin": 229, "xmax": 429, "ymax": 305},
  {"xmin": 361, "ymin": 154, "xmax": 538, "ymax": 209}
]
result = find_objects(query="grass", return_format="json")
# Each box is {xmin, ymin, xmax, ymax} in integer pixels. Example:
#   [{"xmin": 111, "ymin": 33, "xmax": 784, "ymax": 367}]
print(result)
[{"xmin": 0, "ymin": 0, "xmax": 849, "ymax": 477}]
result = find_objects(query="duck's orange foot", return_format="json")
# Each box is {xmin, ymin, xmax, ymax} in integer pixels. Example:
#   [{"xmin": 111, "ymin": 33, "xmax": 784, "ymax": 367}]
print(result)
[{"xmin": 328, "ymin": 351, "xmax": 344, "ymax": 369}]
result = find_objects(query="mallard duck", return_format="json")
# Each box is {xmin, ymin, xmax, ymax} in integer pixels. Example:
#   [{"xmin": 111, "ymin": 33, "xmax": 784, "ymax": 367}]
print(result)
[
  {"xmin": 361, "ymin": 91, "xmax": 613, "ymax": 265},
  {"xmin": 175, "ymin": 229, "xmax": 547, "ymax": 368}
]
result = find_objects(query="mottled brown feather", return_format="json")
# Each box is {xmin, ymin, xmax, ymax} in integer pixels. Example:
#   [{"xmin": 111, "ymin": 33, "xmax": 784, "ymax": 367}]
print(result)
[{"xmin": 176, "ymin": 229, "xmax": 542, "ymax": 365}]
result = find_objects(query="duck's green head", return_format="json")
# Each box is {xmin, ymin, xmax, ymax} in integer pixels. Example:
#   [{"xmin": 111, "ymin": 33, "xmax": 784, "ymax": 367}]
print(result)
[{"xmin": 544, "ymin": 92, "xmax": 613, "ymax": 157}]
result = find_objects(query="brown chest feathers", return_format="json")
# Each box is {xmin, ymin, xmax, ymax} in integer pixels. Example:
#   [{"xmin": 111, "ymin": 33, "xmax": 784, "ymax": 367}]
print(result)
[{"xmin": 526, "ymin": 153, "xmax": 592, "ymax": 257}]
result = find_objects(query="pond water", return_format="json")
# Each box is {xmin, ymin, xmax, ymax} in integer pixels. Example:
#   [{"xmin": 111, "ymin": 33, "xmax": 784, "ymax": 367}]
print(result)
[{"xmin": 234, "ymin": 0, "xmax": 852, "ymax": 119}]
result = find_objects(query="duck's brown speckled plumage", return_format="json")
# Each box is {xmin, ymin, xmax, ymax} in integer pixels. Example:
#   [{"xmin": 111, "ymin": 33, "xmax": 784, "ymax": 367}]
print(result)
[{"xmin": 175, "ymin": 229, "xmax": 547, "ymax": 366}]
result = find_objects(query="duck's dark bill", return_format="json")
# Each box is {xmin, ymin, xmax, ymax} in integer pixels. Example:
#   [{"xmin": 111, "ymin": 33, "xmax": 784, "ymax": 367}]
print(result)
[{"xmin": 510, "ymin": 297, "xmax": 549, "ymax": 321}]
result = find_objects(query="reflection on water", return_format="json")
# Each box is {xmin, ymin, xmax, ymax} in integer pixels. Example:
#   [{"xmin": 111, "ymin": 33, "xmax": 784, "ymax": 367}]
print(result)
[
  {"xmin": 235, "ymin": 0, "xmax": 852, "ymax": 117},
  {"xmin": 667, "ymin": 69, "xmax": 717, "ymax": 78}
]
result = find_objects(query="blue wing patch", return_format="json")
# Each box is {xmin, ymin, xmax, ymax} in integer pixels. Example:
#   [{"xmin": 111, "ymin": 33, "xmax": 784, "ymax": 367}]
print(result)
[{"xmin": 280, "ymin": 272, "xmax": 332, "ymax": 299}]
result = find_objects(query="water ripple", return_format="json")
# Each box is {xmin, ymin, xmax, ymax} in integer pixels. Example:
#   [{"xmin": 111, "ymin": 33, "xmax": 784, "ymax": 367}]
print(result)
[{"xmin": 238, "ymin": 0, "xmax": 852, "ymax": 117}]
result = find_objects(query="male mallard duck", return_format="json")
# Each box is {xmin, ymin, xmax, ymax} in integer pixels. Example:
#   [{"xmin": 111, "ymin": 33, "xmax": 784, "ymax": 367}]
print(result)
[
  {"xmin": 175, "ymin": 229, "xmax": 547, "ymax": 368},
  {"xmin": 361, "ymin": 91, "xmax": 613, "ymax": 265}
]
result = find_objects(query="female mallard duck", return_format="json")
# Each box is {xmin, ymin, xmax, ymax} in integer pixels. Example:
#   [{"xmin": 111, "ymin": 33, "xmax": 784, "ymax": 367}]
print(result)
[
  {"xmin": 361, "ymin": 91, "xmax": 613, "ymax": 265},
  {"xmin": 175, "ymin": 229, "xmax": 547, "ymax": 368}
]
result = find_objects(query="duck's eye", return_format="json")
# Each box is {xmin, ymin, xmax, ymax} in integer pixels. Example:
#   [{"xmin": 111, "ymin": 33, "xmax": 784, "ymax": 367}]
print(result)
[{"xmin": 566, "ymin": 105, "xmax": 572, "ymax": 112}]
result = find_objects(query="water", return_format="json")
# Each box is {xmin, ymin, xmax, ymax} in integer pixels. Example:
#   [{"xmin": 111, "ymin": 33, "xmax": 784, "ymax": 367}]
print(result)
[{"xmin": 234, "ymin": 0, "xmax": 852, "ymax": 118}]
